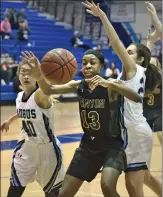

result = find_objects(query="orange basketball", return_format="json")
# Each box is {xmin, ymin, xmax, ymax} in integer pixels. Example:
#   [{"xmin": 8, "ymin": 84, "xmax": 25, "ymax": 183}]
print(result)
[{"xmin": 41, "ymin": 48, "xmax": 78, "ymax": 84}]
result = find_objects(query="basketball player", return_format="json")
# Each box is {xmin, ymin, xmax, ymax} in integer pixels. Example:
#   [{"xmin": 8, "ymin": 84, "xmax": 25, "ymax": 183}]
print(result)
[
  {"xmin": 82, "ymin": 1, "xmax": 162, "ymax": 197},
  {"xmin": 21, "ymin": 50, "xmax": 142, "ymax": 197},
  {"xmin": 1, "ymin": 62, "xmax": 65, "ymax": 197},
  {"xmin": 144, "ymin": 27, "xmax": 162, "ymax": 145}
]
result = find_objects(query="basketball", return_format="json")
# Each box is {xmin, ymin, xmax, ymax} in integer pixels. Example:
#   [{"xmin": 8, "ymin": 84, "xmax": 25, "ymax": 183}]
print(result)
[{"xmin": 41, "ymin": 48, "xmax": 78, "ymax": 84}]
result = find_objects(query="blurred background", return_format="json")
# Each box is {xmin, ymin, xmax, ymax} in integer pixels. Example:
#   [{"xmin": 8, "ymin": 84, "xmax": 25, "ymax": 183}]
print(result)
[{"xmin": 0, "ymin": 0, "xmax": 162, "ymax": 104}]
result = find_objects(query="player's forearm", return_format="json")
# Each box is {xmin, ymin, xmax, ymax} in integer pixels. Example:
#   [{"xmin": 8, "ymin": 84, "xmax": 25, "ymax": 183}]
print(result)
[
  {"xmin": 100, "ymin": 13, "xmax": 119, "ymax": 46},
  {"xmin": 152, "ymin": 16, "xmax": 162, "ymax": 38},
  {"xmin": 109, "ymin": 82, "xmax": 142, "ymax": 103},
  {"xmin": 146, "ymin": 40, "xmax": 154, "ymax": 51},
  {"xmin": 37, "ymin": 78, "xmax": 54, "ymax": 95},
  {"xmin": 99, "ymin": 13, "xmax": 136, "ymax": 73},
  {"xmin": 7, "ymin": 113, "xmax": 18, "ymax": 124},
  {"xmin": 37, "ymin": 78, "xmax": 78, "ymax": 95}
]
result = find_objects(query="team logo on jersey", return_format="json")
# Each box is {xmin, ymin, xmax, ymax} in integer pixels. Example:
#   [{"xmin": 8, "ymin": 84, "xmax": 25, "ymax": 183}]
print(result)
[
  {"xmin": 17, "ymin": 109, "xmax": 36, "ymax": 119},
  {"xmin": 79, "ymin": 98, "xmax": 105, "ymax": 109}
]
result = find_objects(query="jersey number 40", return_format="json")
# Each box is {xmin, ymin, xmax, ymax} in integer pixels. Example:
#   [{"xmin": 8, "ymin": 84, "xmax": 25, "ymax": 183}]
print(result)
[{"xmin": 22, "ymin": 120, "xmax": 37, "ymax": 137}]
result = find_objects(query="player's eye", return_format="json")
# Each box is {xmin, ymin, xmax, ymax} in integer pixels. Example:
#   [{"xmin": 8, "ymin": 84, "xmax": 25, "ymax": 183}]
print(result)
[
  {"xmin": 90, "ymin": 61, "xmax": 96, "ymax": 65},
  {"xmin": 82, "ymin": 61, "xmax": 87, "ymax": 65}
]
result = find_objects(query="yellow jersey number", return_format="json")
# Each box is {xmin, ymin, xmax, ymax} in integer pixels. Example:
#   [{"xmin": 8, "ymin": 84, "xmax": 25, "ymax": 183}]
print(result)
[
  {"xmin": 81, "ymin": 110, "xmax": 100, "ymax": 130},
  {"xmin": 147, "ymin": 94, "xmax": 154, "ymax": 106}
]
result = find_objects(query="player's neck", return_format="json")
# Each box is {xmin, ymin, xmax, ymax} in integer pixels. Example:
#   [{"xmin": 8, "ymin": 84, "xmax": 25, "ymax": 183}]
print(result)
[{"xmin": 24, "ymin": 86, "xmax": 36, "ymax": 98}]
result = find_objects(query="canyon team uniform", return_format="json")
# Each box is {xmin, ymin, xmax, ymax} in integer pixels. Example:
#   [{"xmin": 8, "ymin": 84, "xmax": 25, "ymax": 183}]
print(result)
[
  {"xmin": 143, "ymin": 84, "xmax": 162, "ymax": 132},
  {"xmin": 67, "ymin": 80, "xmax": 127, "ymax": 182}
]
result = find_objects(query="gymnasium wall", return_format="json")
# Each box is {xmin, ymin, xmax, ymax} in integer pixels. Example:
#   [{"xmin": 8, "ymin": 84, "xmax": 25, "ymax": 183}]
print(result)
[
  {"xmin": 130, "ymin": 1, "xmax": 162, "ymax": 43},
  {"xmin": 111, "ymin": 1, "xmax": 162, "ymax": 43}
]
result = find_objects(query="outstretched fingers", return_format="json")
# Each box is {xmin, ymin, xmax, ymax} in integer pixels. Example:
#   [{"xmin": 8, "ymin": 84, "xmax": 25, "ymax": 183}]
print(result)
[
  {"xmin": 86, "ymin": 9, "xmax": 94, "ymax": 15},
  {"xmin": 82, "ymin": 2, "xmax": 91, "ymax": 9},
  {"xmin": 21, "ymin": 51, "xmax": 29, "ymax": 60},
  {"xmin": 29, "ymin": 51, "xmax": 35, "ymax": 58}
]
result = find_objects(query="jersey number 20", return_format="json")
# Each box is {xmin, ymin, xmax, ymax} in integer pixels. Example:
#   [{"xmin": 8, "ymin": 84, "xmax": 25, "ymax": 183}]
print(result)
[
  {"xmin": 81, "ymin": 110, "xmax": 100, "ymax": 130},
  {"xmin": 22, "ymin": 120, "xmax": 37, "ymax": 137}
]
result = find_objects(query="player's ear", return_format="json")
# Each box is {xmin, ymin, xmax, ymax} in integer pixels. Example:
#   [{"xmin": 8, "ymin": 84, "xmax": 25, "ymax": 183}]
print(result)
[
  {"xmin": 100, "ymin": 63, "xmax": 104, "ymax": 72},
  {"xmin": 137, "ymin": 56, "xmax": 144, "ymax": 65}
]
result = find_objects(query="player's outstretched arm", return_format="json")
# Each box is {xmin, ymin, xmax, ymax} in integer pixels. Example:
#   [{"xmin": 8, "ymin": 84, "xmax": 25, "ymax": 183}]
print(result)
[
  {"xmin": 108, "ymin": 80, "xmax": 142, "ymax": 103},
  {"xmin": 1, "ymin": 113, "xmax": 18, "ymax": 132},
  {"xmin": 145, "ymin": 1, "xmax": 162, "ymax": 39},
  {"xmin": 87, "ymin": 75, "xmax": 142, "ymax": 103},
  {"xmin": 146, "ymin": 28, "xmax": 159, "ymax": 51},
  {"xmin": 82, "ymin": 1, "xmax": 136, "ymax": 76},
  {"xmin": 21, "ymin": 51, "xmax": 81, "ymax": 95}
]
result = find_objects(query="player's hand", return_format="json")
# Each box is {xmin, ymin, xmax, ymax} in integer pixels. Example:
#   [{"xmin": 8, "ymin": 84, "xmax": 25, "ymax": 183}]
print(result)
[
  {"xmin": 147, "ymin": 28, "xmax": 159, "ymax": 44},
  {"xmin": 145, "ymin": 2, "xmax": 157, "ymax": 18},
  {"xmin": 82, "ymin": 1, "xmax": 105, "ymax": 18},
  {"xmin": 20, "ymin": 51, "xmax": 43, "ymax": 81},
  {"xmin": 0, "ymin": 120, "xmax": 10, "ymax": 132},
  {"xmin": 50, "ymin": 96, "xmax": 60, "ymax": 104},
  {"xmin": 86, "ymin": 75, "xmax": 109, "ymax": 89}
]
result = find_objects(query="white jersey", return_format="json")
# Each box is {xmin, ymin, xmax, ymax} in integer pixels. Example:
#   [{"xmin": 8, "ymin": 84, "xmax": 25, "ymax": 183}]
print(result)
[
  {"xmin": 118, "ymin": 64, "xmax": 147, "ymax": 128},
  {"xmin": 16, "ymin": 90, "xmax": 55, "ymax": 144}
]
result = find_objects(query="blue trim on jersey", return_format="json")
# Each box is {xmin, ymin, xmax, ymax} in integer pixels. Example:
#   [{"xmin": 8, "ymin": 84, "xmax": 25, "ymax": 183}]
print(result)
[
  {"xmin": 127, "ymin": 162, "xmax": 147, "ymax": 168},
  {"xmin": 10, "ymin": 140, "xmax": 25, "ymax": 187},
  {"xmin": 52, "ymin": 180, "xmax": 63, "ymax": 189},
  {"xmin": 119, "ymin": 96, "xmax": 128, "ymax": 149},
  {"xmin": 51, "ymin": 180, "xmax": 63, "ymax": 192},
  {"xmin": 43, "ymin": 136, "xmax": 62, "ymax": 194},
  {"xmin": 42, "ymin": 113, "xmax": 53, "ymax": 142}
]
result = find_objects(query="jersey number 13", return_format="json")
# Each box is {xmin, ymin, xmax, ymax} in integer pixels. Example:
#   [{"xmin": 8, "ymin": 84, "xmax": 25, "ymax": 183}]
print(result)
[{"xmin": 81, "ymin": 110, "xmax": 100, "ymax": 130}]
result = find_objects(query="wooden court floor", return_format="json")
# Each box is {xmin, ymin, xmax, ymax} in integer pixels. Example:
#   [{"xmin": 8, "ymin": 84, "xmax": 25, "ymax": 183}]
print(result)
[{"xmin": 1, "ymin": 103, "xmax": 162, "ymax": 197}]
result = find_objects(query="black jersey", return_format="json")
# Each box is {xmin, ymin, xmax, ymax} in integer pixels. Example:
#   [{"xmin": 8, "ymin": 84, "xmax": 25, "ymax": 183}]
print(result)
[
  {"xmin": 143, "ymin": 85, "xmax": 162, "ymax": 109},
  {"xmin": 77, "ymin": 80, "xmax": 122, "ymax": 138}
]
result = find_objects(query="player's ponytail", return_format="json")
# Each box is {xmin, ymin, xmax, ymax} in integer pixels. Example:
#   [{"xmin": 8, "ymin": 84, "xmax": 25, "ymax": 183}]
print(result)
[
  {"xmin": 145, "ymin": 63, "xmax": 162, "ymax": 94},
  {"xmin": 133, "ymin": 43, "xmax": 162, "ymax": 94}
]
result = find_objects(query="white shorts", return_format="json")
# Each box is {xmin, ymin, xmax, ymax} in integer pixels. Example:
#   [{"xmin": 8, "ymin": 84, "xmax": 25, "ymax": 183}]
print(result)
[
  {"xmin": 10, "ymin": 137, "xmax": 65, "ymax": 194},
  {"xmin": 124, "ymin": 122, "xmax": 153, "ymax": 172}
]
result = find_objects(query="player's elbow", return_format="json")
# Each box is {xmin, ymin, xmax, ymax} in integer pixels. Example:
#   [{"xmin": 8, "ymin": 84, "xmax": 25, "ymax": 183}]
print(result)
[{"xmin": 135, "ymin": 95, "xmax": 143, "ymax": 103}]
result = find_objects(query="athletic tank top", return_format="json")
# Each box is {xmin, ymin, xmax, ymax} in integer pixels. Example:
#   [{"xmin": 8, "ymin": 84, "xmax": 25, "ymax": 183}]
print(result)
[
  {"xmin": 16, "ymin": 89, "xmax": 55, "ymax": 144},
  {"xmin": 118, "ymin": 64, "xmax": 147, "ymax": 128},
  {"xmin": 143, "ymin": 84, "xmax": 162, "ymax": 109},
  {"xmin": 77, "ymin": 80, "xmax": 122, "ymax": 138}
]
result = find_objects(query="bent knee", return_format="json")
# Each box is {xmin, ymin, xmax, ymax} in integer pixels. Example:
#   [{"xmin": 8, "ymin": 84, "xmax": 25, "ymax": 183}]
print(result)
[
  {"xmin": 126, "ymin": 178, "xmax": 144, "ymax": 195},
  {"xmin": 58, "ymin": 190, "xmax": 66, "ymax": 197},
  {"xmin": 101, "ymin": 181, "xmax": 116, "ymax": 195}
]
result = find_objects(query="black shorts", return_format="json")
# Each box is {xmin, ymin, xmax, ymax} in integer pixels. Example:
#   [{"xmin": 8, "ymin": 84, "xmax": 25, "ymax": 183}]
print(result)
[
  {"xmin": 66, "ymin": 135, "xmax": 126, "ymax": 182},
  {"xmin": 143, "ymin": 108, "xmax": 162, "ymax": 132}
]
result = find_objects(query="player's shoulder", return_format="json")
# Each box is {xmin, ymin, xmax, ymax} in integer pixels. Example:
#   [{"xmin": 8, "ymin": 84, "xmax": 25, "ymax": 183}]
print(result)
[
  {"xmin": 136, "ymin": 64, "xmax": 146, "ymax": 72},
  {"xmin": 16, "ymin": 91, "xmax": 24, "ymax": 99}
]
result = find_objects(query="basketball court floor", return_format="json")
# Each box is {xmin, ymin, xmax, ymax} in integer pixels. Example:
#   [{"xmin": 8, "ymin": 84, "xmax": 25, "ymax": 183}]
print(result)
[{"xmin": 1, "ymin": 102, "xmax": 162, "ymax": 197}]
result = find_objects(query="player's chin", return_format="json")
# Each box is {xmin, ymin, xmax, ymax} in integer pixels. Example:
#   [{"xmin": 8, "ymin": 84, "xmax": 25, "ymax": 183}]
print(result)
[
  {"xmin": 83, "ymin": 72, "xmax": 94, "ymax": 79},
  {"xmin": 22, "ymin": 82, "xmax": 32, "ymax": 87}
]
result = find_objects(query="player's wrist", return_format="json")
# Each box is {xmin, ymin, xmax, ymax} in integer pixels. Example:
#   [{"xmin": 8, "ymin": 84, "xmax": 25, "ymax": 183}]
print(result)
[
  {"xmin": 7, "ymin": 119, "xmax": 12, "ymax": 125},
  {"xmin": 99, "ymin": 12, "xmax": 107, "ymax": 21},
  {"xmin": 36, "ymin": 74, "xmax": 44, "ymax": 81},
  {"xmin": 104, "ymin": 80, "xmax": 112, "ymax": 87}
]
